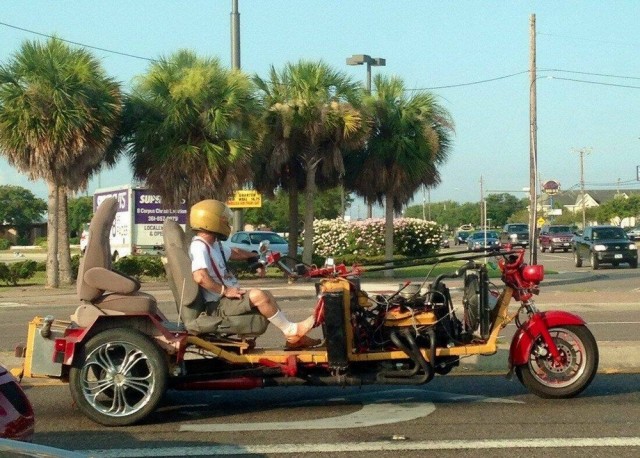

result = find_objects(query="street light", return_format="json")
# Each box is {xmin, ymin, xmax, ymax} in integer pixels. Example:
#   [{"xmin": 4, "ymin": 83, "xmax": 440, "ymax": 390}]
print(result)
[
  {"xmin": 346, "ymin": 54, "xmax": 386, "ymax": 219},
  {"xmin": 346, "ymin": 54, "xmax": 386, "ymax": 94}
]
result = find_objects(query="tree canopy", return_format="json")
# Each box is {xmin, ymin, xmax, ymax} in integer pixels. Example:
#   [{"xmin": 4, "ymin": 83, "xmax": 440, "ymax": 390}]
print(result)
[
  {"xmin": 125, "ymin": 50, "xmax": 259, "ymax": 209},
  {"xmin": 0, "ymin": 185, "xmax": 46, "ymax": 244},
  {"xmin": 0, "ymin": 37, "xmax": 122, "ymax": 286}
]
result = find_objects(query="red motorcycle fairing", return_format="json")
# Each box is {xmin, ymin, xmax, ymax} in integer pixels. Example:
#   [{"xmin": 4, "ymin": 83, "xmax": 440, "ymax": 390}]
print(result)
[{"xmin": 509, "ymin": 310, "xmax": 587, "ymax": 367}]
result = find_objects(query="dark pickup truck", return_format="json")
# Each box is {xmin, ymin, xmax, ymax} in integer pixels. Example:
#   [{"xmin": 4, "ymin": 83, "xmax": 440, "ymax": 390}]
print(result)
[{"xmin": 573, "ymin": 225, "xmax": 638, "ymax": 270}]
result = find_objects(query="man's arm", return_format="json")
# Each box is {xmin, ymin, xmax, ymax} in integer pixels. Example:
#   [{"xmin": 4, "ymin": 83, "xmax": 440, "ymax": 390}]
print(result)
[
  {"xmin": 228, "ymin": 247, "xmax": 265, "ymax": 277},
  {"xmin": 229, "ymin": 247, "xmax": 259, "ymax": 261},
  {"xmin": 192, "ymin": 268, "xmax": 224, "ymax": 295}
]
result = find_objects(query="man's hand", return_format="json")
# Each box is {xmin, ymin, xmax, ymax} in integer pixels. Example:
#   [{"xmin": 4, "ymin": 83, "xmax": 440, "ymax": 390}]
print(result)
[{"xmin": 224, "ymin": 285, "xmax": 245, "ymax": 299}]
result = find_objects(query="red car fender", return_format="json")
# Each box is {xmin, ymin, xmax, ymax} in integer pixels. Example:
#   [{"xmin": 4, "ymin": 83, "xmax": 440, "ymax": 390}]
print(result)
[{"xmin": 509, "ymin": 311, "xmax": 586, "ymax": 367}]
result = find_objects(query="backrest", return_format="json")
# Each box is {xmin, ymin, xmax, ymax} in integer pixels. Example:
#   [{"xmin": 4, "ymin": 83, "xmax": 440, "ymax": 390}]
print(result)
[
  {"xmin": 77, "ymin": 197, "xmax": 117, "ymax": 301},
  {"xmin": 163, "ymin": 219, "xmax": 201, "ymax": 311}
]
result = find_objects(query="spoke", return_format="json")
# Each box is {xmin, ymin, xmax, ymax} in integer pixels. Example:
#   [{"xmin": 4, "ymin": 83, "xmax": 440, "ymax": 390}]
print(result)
[
  {"xmin": 123, "ymin": 376, "xmax": 152, "ymax": 396},
  {"xmin": 120, "ymin": 348, "xmax": 148, "ymax": 374}
]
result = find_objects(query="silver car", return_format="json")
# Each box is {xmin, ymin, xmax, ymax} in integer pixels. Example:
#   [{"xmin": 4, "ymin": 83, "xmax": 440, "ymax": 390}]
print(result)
[{"xmin": 226, "ymin": 231, "xmax": 302, "ymax": 257}]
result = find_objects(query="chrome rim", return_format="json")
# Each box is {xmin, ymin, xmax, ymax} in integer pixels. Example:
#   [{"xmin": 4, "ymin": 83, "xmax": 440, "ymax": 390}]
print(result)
[
  {"xmin": 79, "ymin": 341, "xmax": 156, "ymax": 418},
  {"xmin": 528, "ymin": 328, "xmax": 587, "ymax": 389}
]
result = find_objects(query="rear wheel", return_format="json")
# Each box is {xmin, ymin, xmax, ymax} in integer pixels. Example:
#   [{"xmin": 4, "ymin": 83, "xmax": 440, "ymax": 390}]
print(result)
[
  {"xmin": 516, "ymin": 325, "xmax": 598, "ymax": 398},
  {"xmin": 69, "ymin": 328, "xmax": 168, "ymax": 426},
  {"xmin": 574, "ymin": 251, "xmax": 582, "ymax": 268},
  {"xmin": 590, "ymin": 252, "xmax": 599, "ymax": 270}
]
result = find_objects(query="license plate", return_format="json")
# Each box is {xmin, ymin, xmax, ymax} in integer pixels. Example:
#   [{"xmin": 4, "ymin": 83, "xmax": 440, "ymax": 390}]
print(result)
[{"xmin": 614, "ymin": 254, "xmax": 623, "ymax": 259}]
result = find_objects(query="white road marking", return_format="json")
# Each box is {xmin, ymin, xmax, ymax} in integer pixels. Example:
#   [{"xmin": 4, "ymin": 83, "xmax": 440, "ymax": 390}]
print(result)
[
  {"xmin": 179, "ymin": 388, "xmax": 521, "ymax": 432},
  {"xmin": 83, "ymin": 436, "xmax": 640, "ymax": 457},
  {"xmin": 0, "ymin": 302, "xmax": 28, "ymax": 308},
  {"xmin": 181, "ymin": 401, "xmax": 435, "ymax": 432}
]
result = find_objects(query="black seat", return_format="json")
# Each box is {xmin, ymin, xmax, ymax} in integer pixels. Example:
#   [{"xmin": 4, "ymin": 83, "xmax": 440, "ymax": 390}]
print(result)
[{"xmin": 162, "ymin": 219, "xmax": 268, "ymax": 336}]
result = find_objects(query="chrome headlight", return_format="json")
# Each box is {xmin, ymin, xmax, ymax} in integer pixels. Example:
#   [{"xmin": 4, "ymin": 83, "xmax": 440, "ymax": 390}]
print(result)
[
  {"xmin": 630, "ymin": 243, "xmax": 637, "ymax": 250},
  {"xmin": 593, "ymin": 244, "xmax": 607, "ymax": 252}
]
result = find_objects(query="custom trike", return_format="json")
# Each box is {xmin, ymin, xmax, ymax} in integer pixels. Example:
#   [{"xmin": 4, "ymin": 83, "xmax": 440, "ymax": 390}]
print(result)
[{"xmin": 13, "ymin": 197, "xmax": 598, "ymax": 426}]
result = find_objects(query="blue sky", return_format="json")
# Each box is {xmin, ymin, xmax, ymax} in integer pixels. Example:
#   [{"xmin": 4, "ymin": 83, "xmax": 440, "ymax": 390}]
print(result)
[{"xmin": 1, "ymin": 1, "xmax": 639, "ymax": 218}]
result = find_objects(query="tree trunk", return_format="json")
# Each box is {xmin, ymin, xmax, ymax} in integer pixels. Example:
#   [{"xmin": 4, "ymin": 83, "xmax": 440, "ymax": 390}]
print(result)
[
  {"xmin": 46, "ymin": 181, "xmax": 59, "ymax": 288},
  {"xmin": 384, "ymin": 193, "xmax": 394, "ymax": 278},
  {"xmin": 287, "ymin": 182, "xmax": 299, "ymax": 258},
  {"xmin": 57, "ymin": 187, "xmax": 73, "ymax": 285},
  {"xmin": 302, "ymin": 163, "xmax": 318, "ymax": 265}
]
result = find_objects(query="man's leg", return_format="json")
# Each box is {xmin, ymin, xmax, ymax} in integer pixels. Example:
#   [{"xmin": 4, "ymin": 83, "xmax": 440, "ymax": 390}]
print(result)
[{"xmin": 247, "ymin": 289, "xmax": 317, "ymax": 345}]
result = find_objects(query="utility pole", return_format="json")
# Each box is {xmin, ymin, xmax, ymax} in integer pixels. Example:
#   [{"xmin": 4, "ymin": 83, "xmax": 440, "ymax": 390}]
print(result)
[
  {"xmin": 230, "ymin": 0, "xmax": 243, "ymax": 232},
  {"xmin": 574, "ymin": 147, "xmax": 591, "ymax": 230},
  {"xmin": 529, "ymin": 13, "xmax": 538, "ymax": 264}
]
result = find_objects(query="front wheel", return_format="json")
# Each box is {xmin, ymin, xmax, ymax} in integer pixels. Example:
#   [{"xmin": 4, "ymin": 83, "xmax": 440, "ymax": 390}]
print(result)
[
  {"xmin": 590, "ymin": 252, "xmax": 599, "ymax": 270},
  {"xmin": 516, "ymin": 325, "xmax": 598, "ymax": 398},
  {"xmin": 69, "ymin": 328, "xmax": 168, "ymax": 426}
]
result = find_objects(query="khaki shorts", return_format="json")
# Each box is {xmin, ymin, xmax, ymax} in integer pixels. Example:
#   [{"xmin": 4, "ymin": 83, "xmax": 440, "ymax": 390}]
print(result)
[{"xmin": 205, "ymin": 294, "xmax": 253, "ymax": 318}]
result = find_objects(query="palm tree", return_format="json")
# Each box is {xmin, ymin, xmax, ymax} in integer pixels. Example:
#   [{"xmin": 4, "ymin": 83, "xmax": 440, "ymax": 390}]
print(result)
[
  {"xmin": 0, "ymin": 38, "xmax": 122, "ymax": 287},
  {"xmin": 345, "ymin": 74, "xmax": 454, "ymax": 275},
  {"xmin": 254, "ymin": 60, "xmax": 367, "ymax": 263},
  {"xmin": 125, "ymin": 50, "xmax": 259, "ymax": 211}
]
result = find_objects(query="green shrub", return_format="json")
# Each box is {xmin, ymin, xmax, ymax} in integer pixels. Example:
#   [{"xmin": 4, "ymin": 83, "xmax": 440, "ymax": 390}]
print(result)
[
  {"xmin": 112, "ymin": 255, "xmax": 166, "ymax": 280},
  {"xmin": 0, "ymin": 260, "xmax": 38, "ymax": 286},
  {"xmin": 71, "ymin": 254, "xmax": 80, "ymax": 279},
  {"xmin": 0, "ymin": 239, "xmax": 11, "ymax": 250},
  {"xmin": 34, "ymin": 237, "xmax": 47, "ymax": 248},
  {"xmin": 312, "ymin": 218, "xmax": 442, "ymax": 259}
]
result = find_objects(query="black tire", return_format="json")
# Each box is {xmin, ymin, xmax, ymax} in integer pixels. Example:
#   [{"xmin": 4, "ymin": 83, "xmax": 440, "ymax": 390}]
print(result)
[
  {"xmin": 574, "ymin": 251, "xmax": 582, "ymax": 268},
  {"xmin": 516, "ymin": 325, "xmax": 598, "ymax": 399},
  {"xmin": 590, "ymin": 252, "xmax": 599, "ymax": 270},
  {"xmin": 630, "ymin": 259, "xmax": 638, "ymax": 269},
  {"xmin": 563, "ymin": 248, "xmax": 569, "ymax": 253},
  {"xmin": 69, "ymin": 328, "xmax": 168, "ymax": 426},
  {"xmin": 539, "ymin": 244, "xmax": 546, "ymax": 253},
  {"xmin": 549, "ymin": 247, "xmax": 555, "ymax": 253}
]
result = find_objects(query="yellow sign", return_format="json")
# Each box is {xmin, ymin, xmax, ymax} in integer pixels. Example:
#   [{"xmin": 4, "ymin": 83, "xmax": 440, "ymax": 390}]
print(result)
[
  {"xmin": 537, "ymin": 217, "xmax": 545, "ymax": 227},
  {"xmin": 227, "ymin": 190, "xmax": 262, "ymax": 208}
]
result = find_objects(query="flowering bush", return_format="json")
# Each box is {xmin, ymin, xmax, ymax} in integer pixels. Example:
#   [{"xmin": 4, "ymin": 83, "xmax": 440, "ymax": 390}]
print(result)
[{"xmin": 313, "ymin": 218, "xmax": 442, "ymax": 258}]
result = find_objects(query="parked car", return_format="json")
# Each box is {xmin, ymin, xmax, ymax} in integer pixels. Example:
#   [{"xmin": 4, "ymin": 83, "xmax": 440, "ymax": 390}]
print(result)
[
  {"xmin": 466, "ymin": 230, "xmax": 501, "ymax": 252},
  {"xmin": 573, "ymin": 225, "xmax": 638, "ymax": 270},
  {"xmin": 625, "ymin": 226, "xmax": 640, "ymax": 241},
  {"xmin": 226, "ymin": 231, "xmax": 302, "ymax": 257},
  {"xmin": 538, "ymin": 224, "xmax": 574, "ymax": 253},
  {"xmin": 0, "ymin": 364, "xmax": 34, "ymax": 442},
  {"xmin": 500, "ymin": 223, "xmax": 530, "ymax": 248},
  {"xmin": 454, "ymin": 230, "xmax": 471, "ymax": 246}
]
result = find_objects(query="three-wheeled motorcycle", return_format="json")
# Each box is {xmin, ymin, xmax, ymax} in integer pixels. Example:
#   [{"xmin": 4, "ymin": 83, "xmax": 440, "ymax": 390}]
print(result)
[{"xmin": 13, "ymin": 197, "xmax": 598, "ymax": 426}]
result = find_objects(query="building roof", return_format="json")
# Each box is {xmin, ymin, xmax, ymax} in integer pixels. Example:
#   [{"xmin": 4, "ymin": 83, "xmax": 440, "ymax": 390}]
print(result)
[{"xmin": 540, "ymin": 189, "xmax": 640, "ymax": 207}]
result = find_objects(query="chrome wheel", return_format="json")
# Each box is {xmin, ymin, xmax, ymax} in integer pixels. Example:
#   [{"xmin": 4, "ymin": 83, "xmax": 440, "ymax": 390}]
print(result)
[{"xmin": 69, "ymin": 328, "xmax": 167, "ymax": 426}]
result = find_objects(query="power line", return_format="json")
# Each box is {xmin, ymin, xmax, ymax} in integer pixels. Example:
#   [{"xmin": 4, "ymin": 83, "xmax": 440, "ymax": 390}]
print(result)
[
  {"xmin": 550, "ymin": 76, "xmax": 640, "ymax": 90},
  {"xmin": 0, "ymin": 21, "xmax": 156, "ymax": 63},
  {"xmin": 3, "ymin": 20, "xmax": 640, "ymax": 92}
]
